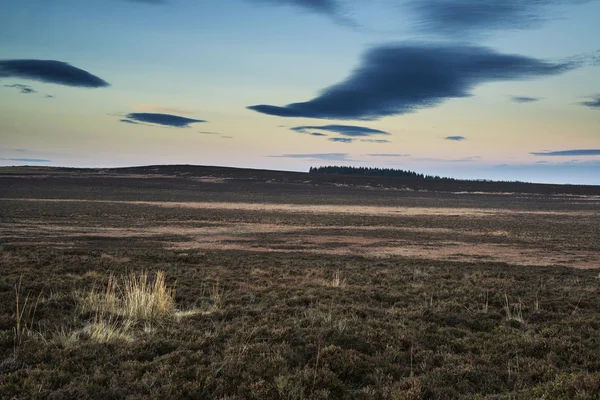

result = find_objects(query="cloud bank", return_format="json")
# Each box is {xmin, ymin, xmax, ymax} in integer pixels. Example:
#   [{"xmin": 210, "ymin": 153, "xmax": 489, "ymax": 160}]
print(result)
[
  {"xmin": 248, "ymin": 43, "xmax": 573, "ymax": 120},
  {"xmin": 531, "ymin": 149, "xmax": 600, "ymax": 156},
  {"xmin": 124, "ymin": 113, "xmax": 206, "ymax": 127},
  {"xmin": 0, "ymin": 60, "xmax": 109, "ymax": 88}
]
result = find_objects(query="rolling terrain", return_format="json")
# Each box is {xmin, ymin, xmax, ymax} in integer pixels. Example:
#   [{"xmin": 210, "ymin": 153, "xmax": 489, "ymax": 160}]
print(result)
[{"xmin": 1, "ymin": 165, "xmax": 600, "ymax": 399}]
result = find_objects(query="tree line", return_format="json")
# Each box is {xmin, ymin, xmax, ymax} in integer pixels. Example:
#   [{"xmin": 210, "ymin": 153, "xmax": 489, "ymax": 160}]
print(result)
[{"xmin": 309, "ymin": 166, "xmax": 454, "ymax": 180}]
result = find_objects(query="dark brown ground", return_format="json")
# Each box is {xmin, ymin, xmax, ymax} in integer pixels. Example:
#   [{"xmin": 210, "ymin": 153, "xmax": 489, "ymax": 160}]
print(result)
[{"xmin": 1, "ymin": 166, "xmax": 600, "ymax": 399}]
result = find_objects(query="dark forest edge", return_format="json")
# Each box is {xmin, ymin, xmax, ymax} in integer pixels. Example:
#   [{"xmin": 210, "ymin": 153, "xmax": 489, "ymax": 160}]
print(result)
[{"xmin": 310, "ymin": 166, "xmax": 455, "ymax": 181}]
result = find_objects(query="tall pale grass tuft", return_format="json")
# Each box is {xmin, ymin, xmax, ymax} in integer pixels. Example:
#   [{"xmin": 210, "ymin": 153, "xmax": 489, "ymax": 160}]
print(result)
[
  {"xmin": 79, "ymin": 271, "xmax": 176, "ymax": 325},
  {"xmin": 325, "ymin": 270, "xmax": 346, "ymax": 288},
  {"xmin": 84, "ymin": 312, "xmax": 133, "ymax": 344},
  {"xmin": 14, "ymin": 276, "xmax": 41, "ymax": 350}
]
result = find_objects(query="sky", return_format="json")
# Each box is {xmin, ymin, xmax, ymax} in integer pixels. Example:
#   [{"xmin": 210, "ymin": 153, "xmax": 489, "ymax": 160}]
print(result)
[{"xmin": 0, "ymin": 0, "xmax": 599, "ymax": 184}]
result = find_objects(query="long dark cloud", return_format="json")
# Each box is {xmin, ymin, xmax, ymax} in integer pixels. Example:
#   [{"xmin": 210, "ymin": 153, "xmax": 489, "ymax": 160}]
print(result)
[
  {"xmin": 120, "ymin": 119, "xmax": 140, "ymax": 125},
  {"xmin": 511, "ymin": 96, "xmax": 541, "ymax": 103},
  {"xmin": 531, "ymin": 149, "xmax": 600, "ymax": 156},
  {"xmin": 445, "ymin": 136, "xmax": 466, "ymax": 141},
  {"xmin": 0, "ymin": 60, "xmax": 109, "ymax": 88},
  {"xmin": 408, "ymin": 0, "xmax": 592, "ymax": 37},
  {"xmin": 4, "ymin": 84, "xmax": 37, "ymax": 94},
  {"xmin": 578, "ymin": 95, "xmax": 600, "ymax": 109},
  {"xmin": 267, "ymin": 153, "xmax": 351, "ymax": 161},
  {"xmin": 124, "ymin": 113, "xmax": 206, "ymax": 128},
  {"xmin": 291, "ymin": 124, "xmax": 390, "ymax": 137},
  {"xmin": 248, "ymin": 43, "xmax": 573, "ymax": 121}
]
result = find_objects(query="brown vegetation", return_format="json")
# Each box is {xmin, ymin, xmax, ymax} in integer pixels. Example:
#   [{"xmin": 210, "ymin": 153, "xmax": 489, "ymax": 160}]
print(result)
[{"xmin": 1, "ymin": 166, "xmax": 600, "ymax": 398}]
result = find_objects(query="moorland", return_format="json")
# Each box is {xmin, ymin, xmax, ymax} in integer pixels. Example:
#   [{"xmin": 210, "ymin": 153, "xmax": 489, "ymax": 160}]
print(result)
[{"xmin": 1, "ymin": 165, "xmax": 600, "ymax": 399}]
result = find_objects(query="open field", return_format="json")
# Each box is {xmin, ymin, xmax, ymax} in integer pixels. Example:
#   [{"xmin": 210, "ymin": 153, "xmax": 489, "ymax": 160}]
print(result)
[{"xmin": 1, "ymin": 166, "xmax": 600, "ymax": 399}]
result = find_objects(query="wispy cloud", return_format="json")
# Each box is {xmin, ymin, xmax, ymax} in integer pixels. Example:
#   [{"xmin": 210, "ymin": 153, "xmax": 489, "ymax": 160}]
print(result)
[
  {"xmin": 4, "ymin": 84, "xmax": 37, "ymax": 94},
  {"xmin": 0, "ymin": 157, "xmax": 51, "ymax": 163},
  {"xmin": 329, "ymin": 138, "xmax": 354, "ymax": 143},
  {"xmin": 248, "ymin": 43, "xmax": 574, "ymax": 120},
  {"xmin": 511, "ymin": 96, "xmax": 541, "ymax": 103},
  {"xmin": 291, "ymin": 124, "xmax": 390, "ymax": 137},
  {"xmin": 126, "ymin": 0, "xmax": 166, "ymax": 3},
  {"xmin": 578, "ymin": 95, "xmax": 600, "ymax": 109},
  {"xmin": 413, "ymin": 156, "xmax": 481, "ymax": 162},
  {"xmin": 445, "ymin": 136, "xmax": 466, "ymax": 141},
  {"xmin": 360, "ymin": 139, "xmax": 390, "ymax": 143},
  {"xmin": 198, "ymin": 131, "xmax": 221, "ymax": 135},
  {"xmin": 245, "ymin": 0, "xmax": 357, "ymax": 26},
  {"xmin": 120, "ymin": 119, "xmax": 140, "ymax": 125},
  {"xmin": 0, "ymin": 60, "xmax": 109, "ymax": 88},
  {"xmin": 531, "ymin": 149, "xmax": 600, "ymax": 156},
  {"xmin": 367, "ymin": 153, "xmax": 410, "ymax": 157},
  {"xmin": 408, "ymin": 0, "xmax": 592, "ymax": 37},
  {"xmin": 123, "ymin": 113, "xmax": 206, "ymax": 128},
  {"xmin": 133, "ymin": 104, "xmax": 194, "ymax": 115},
  {"xmin": 267, "ymin": 153, "xmax": 351, "ymax": 161},
  {"xmin": 248, "ymin": 0, "xmax": 339, "ymax": 14}
]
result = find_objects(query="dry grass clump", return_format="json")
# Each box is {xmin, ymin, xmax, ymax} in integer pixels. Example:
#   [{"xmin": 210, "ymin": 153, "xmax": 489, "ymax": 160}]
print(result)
[
  {"xmin": 79, "ymin": 270, "xmax": 176, "ymax": 325},
  {"xmin": 323, "ymin": 269, "xmax": 346, "ymax": 288},
  {"xmin": 84, "ymin": 313, "xmax": 133, "ymax": 344},
  {"xmin": 13, "ymin": 276, "xmax": 41, "ymax": 350}
]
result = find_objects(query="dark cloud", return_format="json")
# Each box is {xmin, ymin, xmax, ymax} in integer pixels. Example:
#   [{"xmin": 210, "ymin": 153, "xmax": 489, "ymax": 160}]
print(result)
[
  {"xmin": 248, "ymin": 43, "xmax": 573, "ymax": 121},
  {"xmin": 445, "ymin": 136, "xmax": 466, "ymax": 141},
  {"xmin": 120, "ymin": 119, "xmax": 140, "ymax": 125},
  {"xmin": 267, "ymin": 153, "xmax": 351, "ymax": 161},
  {"xmin": 511, "ymin": 96, "xmax": 541, "ymax": 103},
  {"xmin": 4, "ymin": 84, "xmax": 37, "ymax": 94},
  {"xmin": 0, "ymin": 60, "xmax": 109, "ymax": 88},
  {"xmin": 291, "ymin": 124, "xmax": 390, "ymax": 137},
  {"xmin": 409, "ymin": 0, "xmax": 592, "ymax": 37},
  {"xmin": 44, "ymin": 94, "xmax": 54, "ymax": 99},
  {"xmin": 578, "ymin": 95, "xmax": 600, "ymax": 109},
  {"xmin": 329, "ymin": 138, "xmax": 354, "ymax": 143},
  {"xmin": 124, "ymin": 113, "xmax": 206, "ymax": 128},
  {"xmin": 0, "ymin": 157, "xmax": 51, "ymax": 163},
  {"xmin": 367, "ymin": 153, "xmax": 410, "ymax": 157},
  {"xmin": 198, "ymin": 131, "xmax": 221, "ymax": 135},
  {"xmin": 531, "ymin": 149, "xmax": 600, "ymax": 156}
]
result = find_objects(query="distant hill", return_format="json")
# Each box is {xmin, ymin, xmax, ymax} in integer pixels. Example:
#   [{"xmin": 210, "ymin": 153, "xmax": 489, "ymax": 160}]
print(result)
[{"xmin": 1, "ymin": 164, "xmax": 599, "ymax": 195}]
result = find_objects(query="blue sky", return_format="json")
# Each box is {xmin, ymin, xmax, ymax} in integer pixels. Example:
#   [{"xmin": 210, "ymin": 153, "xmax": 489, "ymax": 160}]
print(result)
[{"xmin": 0, "ymin": 0, "xmax": 599, "ymax": 184}]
